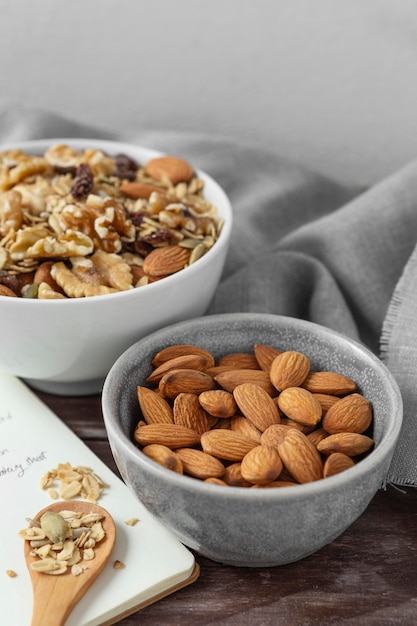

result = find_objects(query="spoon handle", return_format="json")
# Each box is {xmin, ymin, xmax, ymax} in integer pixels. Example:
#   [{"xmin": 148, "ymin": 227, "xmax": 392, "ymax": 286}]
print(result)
[
  {"xmin": 30, "ymin": 579, "xmax": 75, "ymax": 626},
  {"xmin": 24, "ymin": 501, "xmax": 116, "ymax": 626}
]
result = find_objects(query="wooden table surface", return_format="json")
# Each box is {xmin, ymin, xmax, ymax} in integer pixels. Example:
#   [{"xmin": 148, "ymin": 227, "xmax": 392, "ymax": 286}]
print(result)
[{"xmin": 35, "ymin": 389, "xmax": 417, "ymax": 626}]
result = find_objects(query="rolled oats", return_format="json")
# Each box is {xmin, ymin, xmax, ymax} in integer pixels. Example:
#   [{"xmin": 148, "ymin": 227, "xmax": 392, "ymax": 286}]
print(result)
[
  {"xmin": 19, "ymin": 508, "xmax": 107, "ymax": 576},
  {"xmin": 40, "ymin": 462, "xmax": 108, "ymax": 503},
  {"xmin": 0, "ymin": 144, "xmax": 223, "ymax": 297}
]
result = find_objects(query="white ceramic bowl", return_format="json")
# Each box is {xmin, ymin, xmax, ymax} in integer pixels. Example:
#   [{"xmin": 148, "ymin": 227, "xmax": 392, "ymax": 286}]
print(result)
[
  {"xmin": 102, "ymin": 313, "xmax": 403, "ymax": 567},
  {"xmin": 0, "ymin": 139, "xmax": 232, "ymax": 395}
]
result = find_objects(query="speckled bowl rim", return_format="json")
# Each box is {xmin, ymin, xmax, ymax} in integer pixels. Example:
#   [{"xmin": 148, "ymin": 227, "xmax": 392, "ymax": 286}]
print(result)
[
  {"xmin": 102, "ymin": 313, "xmax": 403, "ymax": 501},
  {"xmin": 0, "ymin": 138, "xmax": 233, "ymax": 305}
]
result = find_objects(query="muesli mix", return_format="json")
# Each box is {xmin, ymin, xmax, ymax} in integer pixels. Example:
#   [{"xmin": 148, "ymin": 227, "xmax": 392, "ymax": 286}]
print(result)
[
  {"xmin": 0, "ymin": 144, "xmax": 223, "ymax": 298},
  {"xmin": 19, "ymin": 509, "xmax": 106, "ymax": 576}
]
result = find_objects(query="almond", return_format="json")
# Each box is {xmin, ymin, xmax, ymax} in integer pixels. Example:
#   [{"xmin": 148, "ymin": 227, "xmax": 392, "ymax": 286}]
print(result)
[
  {"xmin": 146, "ymin": 353, "xmax": 210, "ymax": 384},
  {"xmin": 251, "ymin": 480, "xmax": 298, "ymax": 488},
  {"xmin": 145, "ymin": 155, "xmax": 194, "ymax": 184},
  {"xmin": 152, "ymin": 344, "xmax": 215, "ymax": 368},
  {"xmin": 137, "ymin": 386, "xmax": 174, "ymax": 424},
  {"xmin": 159, "ymin": 368, "xmax": 215, "ymax": 399},
  {"xmin": 260, "ymin": 423, "xmax": 294, "ymax": 449},
  {"xmin": 278, "ymin": 467, "xmax": 299, "ymax": 483},
  {"xmin": 269, "ymin": 351, "xmax": 310, "ymax": 391},
  {"xmin": 277, "ymin": 387, "xmax": 322, "ymax": 427},
  {"xmin": 306, "ymin": 427, "xmax": 330, "ymax": 447},
  {"xmin": 176, "ymin": 448, "xmax": 225, "ymax": 479},
  {"xmin": 173, "ymin": 392, "xmax": 210, "ymax": 435},
  {"xmin": 0, "ymin": 284, "xmax": 17, "ymax": 297},
  {"xmin": 277, "ymin": 428, "xmax": 323, "ymax": 483},
  {"xmin": 201, "ymin": 429, "xmax": 257, "ymax": 461},
  {"xmin": 198, "ymin": 389, "xmax": 238, "ymax": 418},
  {"xmin": 34, "ymin": 261, "xmax": 63, "ymax": 293},
  {"xmin": 130, "ymin": 264, "xmax": 147, "ymax": 284},
  {"xmin": 142, "ymin": 444, "xmax": 183, "ymax": 473},
  {"xmin": 233, "ymin": 383, "xmax": 281, "ymax": 432},
  {"xmin": 240, "ymin": 445, "xmax": 283, "ymax": 485},
  {"xmin": 215, "ymin": 417, "xmax": 232, "ymax": 430},
  {"xmin": 302, "ymin": 371, "xmax": 357, "ymax": 395},
  {"xmin": 204, "ymin": 477, "xmax": 228, "ymax": 486},
  {"xmin": 215, "ymin": 369, "xmax": 275, "ymax": 395},
  {"xmin": 143, "ymin": 245, "xmax": 191, "ymax": 277},
  {"xmin": 119, "ymin": 181, "xmax": 162, "ymax": 199},
  {"xmin": 312, "ymin": 393, "xmax": 340, "ymax": 415},
  {"xmin": 322, "ymin": 393, "xmax": 372, "ymax": 434},
  {"xmin": 279, "ymin": 415, "xmax": 316, "ymax": 434},
  {"xmin": 254, "ymin": 343, "xmax": 282, "ymax": 372},
  {"xmin": 317, "ymin": 432, "xmax": 374, "ymax": 457},
  {"xmin": 205, "ymin": 365, "xmax": 240, "ymax": 377},
  {"xmin": 231, "ymin": 415, "xmax": 262, "ymax": 443},
  {"xmin": 222, "ymin": 462, "xmax": 253, "ymax": 487},
  {"xmin": 134, "ymin": 423, "xmax": 201, "ymax": 448},
  {"xmin": 323, "ymin": 452, "xmax": 355, "ymax": 478},
  {"xmin": 217, "ymin": 352, "xmax": 260, "ymax": 370}
]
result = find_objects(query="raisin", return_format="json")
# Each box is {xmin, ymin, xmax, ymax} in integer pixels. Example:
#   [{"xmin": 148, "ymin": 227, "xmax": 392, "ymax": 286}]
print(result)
[
  {"xmin": 114, "ymin": 154, "xmax": 139, "ymax": 181},
  {"xmin": 54, "ymin": 165, "xmax": 77, "ymax": 176},
  {"xmin": 130, "ymin": 211, "xmax": 147, "ymax": 227},
  {"xmin": 70, "ymin": 164, "xmax": 94, "ymax": 200},
  {"xmin": 141, "ymin": 229, "xmax": 176, "ymax": 247},
  {"xmin": 0, "ymin": 270, "xmax": 35, "ymax": 296},
  {"xmin": 132, "ymin": 239, "xmax": 153, "ymax": 258}
]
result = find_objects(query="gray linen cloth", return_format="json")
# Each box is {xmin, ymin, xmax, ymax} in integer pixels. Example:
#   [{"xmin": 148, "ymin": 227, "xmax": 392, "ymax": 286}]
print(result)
[{"xmin": 1, "ymin": 99, "xmax": 416, "ymax": 487}]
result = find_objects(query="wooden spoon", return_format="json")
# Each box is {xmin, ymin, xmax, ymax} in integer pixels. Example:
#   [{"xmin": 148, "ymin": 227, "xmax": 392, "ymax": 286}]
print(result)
[{"xmin": 24, "ymin": 500, "xmax": 116, "ymax": 626}]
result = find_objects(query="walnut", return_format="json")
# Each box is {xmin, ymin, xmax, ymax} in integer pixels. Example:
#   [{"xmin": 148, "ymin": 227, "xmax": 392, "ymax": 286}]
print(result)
[
  {"xmin": 15, "ymin": 178, "xmax": 52, "ymax": 215},
  {"xmin": 51, "ymin": 261, "xmax": 118, "ymax": 298},
  {"xmin": 58, "ymin": 204, "xmax": 96, "ymax": 238},
  {"xmin": 44, "ymin": 144, "xmax": 80, "ymax": 169},
  {"xmin": 0, "ymin": 156, "xmax": 49, "ymax": 191},
  {"xmin": 37, "ymin": 281, "xmax": 67, "ymax": 299},
  {"xmin": 26, "ymin": 230, "xmax": 94, "ymax": 259},
  {"xmin": 91, "ymin": 249, "xmax": 133, "ymax": 291},
  {"xmin": 101, "ymin": 199, "xmax": 135, "ymax": 239},
  {"xmin": 9, "ymin": 225, "xmax": 51, "ymax": 261},
  {"xmin": 0, "ymin": 190, "xmax": 23, "ymax": 235},
  {"xmin": 0, "ymin": 247, "xmax": 8, "ymax": 270},
  {"xmin": 69, "ymin": 256, "xmax": 103, "ymax": 286},
  {"xmin": 92, "ymin": 200, "xmax": 135, "ymax": 254}
]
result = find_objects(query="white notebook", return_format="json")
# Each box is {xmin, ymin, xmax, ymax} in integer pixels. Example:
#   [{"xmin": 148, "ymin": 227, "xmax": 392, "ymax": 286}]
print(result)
[{"xmin": 0, "ymin": 373, "xmax": 198, "ymax": 626}]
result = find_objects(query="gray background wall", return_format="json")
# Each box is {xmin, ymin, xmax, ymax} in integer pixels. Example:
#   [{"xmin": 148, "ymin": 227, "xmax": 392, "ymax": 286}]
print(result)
[{"xmin": 1, "ymin": 0, "xmax": 417, "ymax": 186}]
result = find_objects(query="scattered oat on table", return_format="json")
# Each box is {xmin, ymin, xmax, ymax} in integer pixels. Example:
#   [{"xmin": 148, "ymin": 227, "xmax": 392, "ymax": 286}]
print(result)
[
  {"xmin": 124, "ymin": 517, "xmax": 139, "ymax": 526},
  {"xmin": 39, "ymin": 462, "xmax": 108, "ymax": 503}
]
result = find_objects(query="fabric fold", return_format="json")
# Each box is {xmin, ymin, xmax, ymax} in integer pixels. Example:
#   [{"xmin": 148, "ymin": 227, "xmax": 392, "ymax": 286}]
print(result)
[
  {"xmin": 380, "ymin": 243, "xmax": 417, "ymax": 486},
  {"xmin": 1, "ymin": 98, "xmax": 416, "ymax": 486}
]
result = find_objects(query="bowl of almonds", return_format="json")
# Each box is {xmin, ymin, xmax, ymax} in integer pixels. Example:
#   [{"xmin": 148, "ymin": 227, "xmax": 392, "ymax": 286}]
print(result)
[
  {"xmin": 102, "ymin": 312, "xmax": 402, "ymax": 567},
  {"xmin": 0, "ymin": 139, "xmax": 232, "ymax": 395}
]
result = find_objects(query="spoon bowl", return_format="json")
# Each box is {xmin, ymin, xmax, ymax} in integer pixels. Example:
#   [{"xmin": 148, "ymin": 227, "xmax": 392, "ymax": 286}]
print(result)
[{"xmin": 24, "ymin": 500, "xmax": 116, "ymax": 626}]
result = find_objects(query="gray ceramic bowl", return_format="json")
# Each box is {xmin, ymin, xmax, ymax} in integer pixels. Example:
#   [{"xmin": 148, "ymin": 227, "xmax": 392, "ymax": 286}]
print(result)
[{"xmin": 102, "ymin": 313, "xmax": 403, "ymax": 567}]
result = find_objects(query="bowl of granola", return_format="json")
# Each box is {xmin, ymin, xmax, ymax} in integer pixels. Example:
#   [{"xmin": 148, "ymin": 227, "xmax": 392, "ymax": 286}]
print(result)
[
  {"xmin": 0, "ymin": 139, "xmax": 232, "ymax": 395},
  {"xmin": 101, "ymin": 313, "xmax": 402, "ymax": 567}
]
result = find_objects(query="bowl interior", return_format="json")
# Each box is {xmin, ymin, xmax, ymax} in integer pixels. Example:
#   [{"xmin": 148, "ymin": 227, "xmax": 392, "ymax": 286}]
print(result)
[
  {"xmin": 0, "ymin": 138, "xmax": 233, "ymax": 297},
  {"xmin": 0, "ymin": 138, "xmax": 233, "ymax": 393},
  {"xmin": 104, "ymin": 312, "xmax": 403, "ymax": 488}
]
